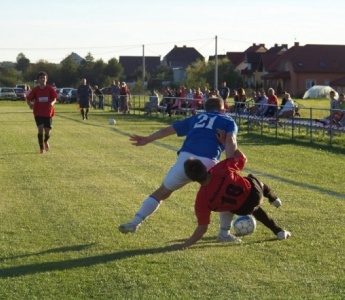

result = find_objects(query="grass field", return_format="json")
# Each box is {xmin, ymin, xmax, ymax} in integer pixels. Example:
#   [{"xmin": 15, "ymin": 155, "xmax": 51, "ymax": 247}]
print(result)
[{"xmin": 0, "ymin": 101, "xmax": 344, "ymax": 299}]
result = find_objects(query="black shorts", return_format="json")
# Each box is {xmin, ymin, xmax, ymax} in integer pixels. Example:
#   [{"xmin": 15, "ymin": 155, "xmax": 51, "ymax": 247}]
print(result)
[
  {"xmin": 232, "ymin": 174, "xmax": 263, "ymax": 215},
  {"xmin": 35, "ymin": 116, "xmax": 52, "ymax": 129}
]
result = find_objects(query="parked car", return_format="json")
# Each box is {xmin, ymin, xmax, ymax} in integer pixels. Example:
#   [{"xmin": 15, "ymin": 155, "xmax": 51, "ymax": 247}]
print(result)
[
  {"xmin": 13, "ymin": 88, "xmax": 26, "ymax": 100},
  {"xmin": 57, "ymin": 87, "xmax": 74, "ymax": 103},
  {"xmin": 15, "ymin": 84, "xmax": 31, "ymax": 97},
  {"xmin": 65, "ymin": 89, "xmax": 78, "ymax": 103},
  {"xmin": 0, "ymin": 87, "xmax": 17, "ymax": 100},
  {"xmin": 100, "ymin": 87, "xmax": 113, "ymax": 95}
]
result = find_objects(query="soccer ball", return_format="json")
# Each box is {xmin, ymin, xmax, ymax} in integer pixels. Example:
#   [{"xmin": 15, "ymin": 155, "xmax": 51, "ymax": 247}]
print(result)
[
  {"xmin": 233, "ymin": 215, "xmax": 256, "ymax": 236},
  {"xmin": 109, "ymin": 119, "xmax": 116, "ymax": 125}
]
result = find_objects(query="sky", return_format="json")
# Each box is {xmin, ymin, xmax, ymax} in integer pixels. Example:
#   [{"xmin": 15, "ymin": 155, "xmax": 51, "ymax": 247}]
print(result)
[{"xmin": 2, "ymin": 0, "xmax": 345, "ymax": 64}]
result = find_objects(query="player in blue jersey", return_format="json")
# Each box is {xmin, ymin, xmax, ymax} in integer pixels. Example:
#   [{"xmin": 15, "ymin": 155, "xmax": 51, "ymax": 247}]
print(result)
[{"xmin": 118, "ymin": 97, "xmax": 239, "ymax": 242}]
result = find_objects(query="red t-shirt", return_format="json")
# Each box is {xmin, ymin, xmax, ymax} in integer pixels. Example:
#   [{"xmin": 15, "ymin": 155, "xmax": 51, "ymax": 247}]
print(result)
[
  {"xmin": 27, "ymin": 85, "xmax": 57, "ymax": 117},
  {"xmin": 194, "ymin": 154, "xmax": 251, "ymax": 225},
  {"xmin": 267, "ymin": 94, "xmax": 278, "ymax": 106}
]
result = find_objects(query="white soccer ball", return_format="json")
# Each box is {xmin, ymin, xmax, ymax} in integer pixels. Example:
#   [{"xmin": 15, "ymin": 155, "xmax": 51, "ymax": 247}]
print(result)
[
  {"xmin": 109, "ymin": 119, "xmax": 116, "ymax": 125},
  {"xmin": 233, "ymin": 215, "xmax": 257, "ymax": 236}
]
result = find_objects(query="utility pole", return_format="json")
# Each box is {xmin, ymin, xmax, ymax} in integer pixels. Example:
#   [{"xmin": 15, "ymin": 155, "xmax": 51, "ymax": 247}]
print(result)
[
  {"xmin": 142, "ymin": 45, "xmax": 145, "ymax": 91},
  {"xmin": 214, "ymin": 35, "xmax": 218, "ymax": 91}
]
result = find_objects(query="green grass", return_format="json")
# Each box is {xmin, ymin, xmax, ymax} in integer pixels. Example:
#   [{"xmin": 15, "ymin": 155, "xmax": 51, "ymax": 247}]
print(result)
[{"xmin": 0, "ymin": 101, "xmax": 344, "ymax": 299}]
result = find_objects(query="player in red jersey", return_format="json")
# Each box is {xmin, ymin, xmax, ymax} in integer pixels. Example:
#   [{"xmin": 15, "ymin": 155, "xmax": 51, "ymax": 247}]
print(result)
[
  {"xmin": 172, "ymin": 149, "xmax": 291, "ymax": 249},
  {"xmin": 27, "ymin": 71, "xmax": 58, "ymax": 154}
]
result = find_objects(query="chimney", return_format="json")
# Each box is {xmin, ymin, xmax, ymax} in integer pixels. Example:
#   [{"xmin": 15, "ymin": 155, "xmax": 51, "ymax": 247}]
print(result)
[
  {"xmin": 275, "ymin": 43, "xmax": 278, "ymax": 47},
  {"xmin": 294, "ymin": 42, "xmax": 300, "ymax": 47}
]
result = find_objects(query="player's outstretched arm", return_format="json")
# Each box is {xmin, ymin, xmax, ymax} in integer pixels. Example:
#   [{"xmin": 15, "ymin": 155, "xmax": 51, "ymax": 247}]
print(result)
[
  {"xmin": 171, "ymin": 225, "xmax": 208, "ymax": 250},
  {"xmin": 130, "ymin": 125, "xmax": 176, "ymax": 146}
]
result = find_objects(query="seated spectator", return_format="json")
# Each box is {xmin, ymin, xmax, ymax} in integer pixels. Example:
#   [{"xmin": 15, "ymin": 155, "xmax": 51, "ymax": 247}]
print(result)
[
  {"xmin": 144, "ymin": 89, "xmax": 159, "ymax": 115},
  {"xmin": 234, "ymin": 88, "xmax": 247, "ymax": 114},
  {"xmin": 315, "ymin": 90, "xmax": 343, "ymax": 125},
  {"xmin": 272, "ymin": 93, "xmax": 295, "ymax": 127},
  {"xmin": 264, "ymin": 88, "xmax": 279, "ymax": 117},
  {"xmin": 191, "ymin": 87, "xmax": 204, "ymax": 112}
]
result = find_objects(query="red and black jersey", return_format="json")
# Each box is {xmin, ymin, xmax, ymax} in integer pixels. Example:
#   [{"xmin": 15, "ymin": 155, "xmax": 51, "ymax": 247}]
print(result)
[
  {"xmin": 195, "ymin": 154, "xmax": 251, "ymax": 225},
  {"xmin": 27, "ymin": 85, "xmax": 57, "ymax": 117}
]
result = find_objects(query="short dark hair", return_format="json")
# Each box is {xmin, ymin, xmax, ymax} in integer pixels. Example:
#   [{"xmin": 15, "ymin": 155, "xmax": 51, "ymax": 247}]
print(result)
[
  {"xmin": 37, "ymin": 71, "xmax": 47, "ymax": 79},
  {"xmin": 184, "ymin": 158, "xmax": 208, "ymax": 183},
  {"xmin": 205, "ymin": 96, "xmax": 224, "ymax": 112}
]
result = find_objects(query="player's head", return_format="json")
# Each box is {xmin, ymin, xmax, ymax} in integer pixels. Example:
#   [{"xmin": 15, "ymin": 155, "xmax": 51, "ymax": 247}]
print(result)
[
  {"xmin": 37, "ymin": 71, "xmax": 47, "ymax": 79},
  {"xmin": 184, "ymin": 158, "xmax": 208, "ymax": 183},
  {"xmin": 205, "ymin": 96, "xmax": 224, "ymax": 112}
]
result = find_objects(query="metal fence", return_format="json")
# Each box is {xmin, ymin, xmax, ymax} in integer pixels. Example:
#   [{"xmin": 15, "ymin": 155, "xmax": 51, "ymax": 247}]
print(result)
[{"xmin": 100, "ymin": 94, "xmax": 344, "ymax": 148}]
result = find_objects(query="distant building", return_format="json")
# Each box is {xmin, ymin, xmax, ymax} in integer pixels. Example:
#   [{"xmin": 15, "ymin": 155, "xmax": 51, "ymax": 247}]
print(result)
[{"xmin": 162, "ymin": 45, "xmax": 204, "ymax": 83}]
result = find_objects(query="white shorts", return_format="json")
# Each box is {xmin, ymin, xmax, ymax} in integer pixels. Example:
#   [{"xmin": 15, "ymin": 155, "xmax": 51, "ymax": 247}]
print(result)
[{"xmin": 163, "ymin": 151, "xmax": 218, "ymax": 191}]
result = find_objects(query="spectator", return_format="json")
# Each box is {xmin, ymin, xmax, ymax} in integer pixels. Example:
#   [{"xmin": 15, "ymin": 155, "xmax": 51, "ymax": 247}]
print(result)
[
  {"xmin": 315, "ymin": 90, "xmax": 342, "ymax": 125},
  {"xmin": 272, "ymin": 93, "xmax": 295, "ymax": 127},
  {"xmin": 172, "ymin": 149, "xmax": 290, "ymax": 249},
  {"xmin": 264, "ymin": 88, "xmax": 279, "ymax": 117},
  {"xmin": 94, "ymin": 85, "xmax": 104, "ymax": 110},
  {"xmin": 234, "ymin": 87, "xmax": 247, "ymax": 114},
  {"xmin": 111, "ymin": 80, "xmax": 120, "ymax": 112},
  {"xmin": 219, "ymin": 82, "xmax": 230, "ymax": 110},
  {"xmin": 26, "ymin": 71, "xmax": 58, "ymax": 154},
  {"xmin": 119, "ymin": 82, "xmax": 131, "ymax": 114},
  {"xmin": 191, "ymin": 87, "xmax": 203, "ymax": 112},
  {"xmin": 144, "ymin": 89, "xmax": 159, "ymax": 115},
  {"xmin": 77, "ymin": 78, "xmax": 93, "ymax": 120}
]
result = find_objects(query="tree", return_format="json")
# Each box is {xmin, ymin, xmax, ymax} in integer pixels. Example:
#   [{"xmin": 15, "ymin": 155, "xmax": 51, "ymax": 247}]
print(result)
[
  {"xmin": 16, "ymin": 53, "xmax": 30, "ymax": 73},
  {"xmin": 60, "ymin": 54, "xmax": 79, "ymax": 86},
  {"xmin": 104, "ymin": 58, "xmax": 123, "ymax": 78},
  {"xmin": 0, "ymin": 67, "xmax": 23, "ymax": 87}
]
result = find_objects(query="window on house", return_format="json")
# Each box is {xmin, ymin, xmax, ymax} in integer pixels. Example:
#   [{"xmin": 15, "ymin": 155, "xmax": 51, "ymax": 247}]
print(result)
[
  {"xmin": 319, "ymin": 61, "xmax": 326, "ymax": 68},
  {"xmin": 306, "ymin": 80, "xmax": 316, "ymax": 89},
  {"xmin": 298, "ymin": 62, "xmax": 304, "ymax": 67}
]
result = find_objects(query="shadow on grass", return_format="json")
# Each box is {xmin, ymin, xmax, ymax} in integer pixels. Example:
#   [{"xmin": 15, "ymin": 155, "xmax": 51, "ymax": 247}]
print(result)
[
  {"xmin": 0, "ymin": 244, "xmax": 176, "ymax": 278},
  {"xmin": 0, "ymin": 243, "xmax": 96, "ymax": 261},
  {"xmin": 0, "ymin": 237, "xmax": 279, "ymax": 278}
]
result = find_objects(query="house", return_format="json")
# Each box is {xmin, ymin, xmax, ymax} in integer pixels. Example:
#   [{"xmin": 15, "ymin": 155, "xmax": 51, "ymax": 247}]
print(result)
[
  {"xmin": 119, "ymin": 56, "xmax": 161, "ymax": 81},
  {"xmin": 261, "ymin": 43, "xmax": 345, "ymax": 97},
  {"xmin": 162, "ymin": 45, "xmax": 204, "ymax": 83},
  {"xmin": 70, "ymin": 52, "xmax": 84, "ymax": 65}
]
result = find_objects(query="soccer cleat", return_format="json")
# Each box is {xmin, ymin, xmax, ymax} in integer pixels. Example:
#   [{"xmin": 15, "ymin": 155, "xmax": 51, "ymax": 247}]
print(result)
[
  {"xmin": 271, "ymin": 198, "xmax": 282, "ymax": 208},
  {"xmin": 277, "ymin": 230, "xmax": 291, "ymax": 240},
  {"xmin": 118, "ymin": 222, "xmax": 138, "ymax": 234},
  {"xmin": 44, "ymin": 142, "xmax": 50, "ymax": 151},
  {"xmin": 216, "ymin": 233, "xmax": 242, "ymax": 243},
  {"xmin": 39, "ymin": 149, "xmax": 45, "ymax": 154}
]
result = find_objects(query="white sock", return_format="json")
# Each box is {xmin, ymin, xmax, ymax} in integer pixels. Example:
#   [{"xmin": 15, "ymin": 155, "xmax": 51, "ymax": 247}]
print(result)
[
  {"xmin": 219, "ymin": 211, "xmax": 234, "ymax": 236},
  {"xmin": 132, "ymin": 196, "xmax": 161, "ymax": 225}
]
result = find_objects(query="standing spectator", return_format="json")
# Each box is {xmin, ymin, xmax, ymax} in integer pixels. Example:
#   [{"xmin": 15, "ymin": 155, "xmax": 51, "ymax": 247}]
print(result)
[
  {"xmin": 94, "ymin": 85, "xmax": 104, "ymax": 110},
  {"xmin": 119, "ymin": 82, "xmax": 131, "ymax": 114},
  {"xmin": 119, "ymin": 97, "xmax": 240, "ymax": 243},
  {"xmin": 219, "ymin": 82, "xmax": 230, "ymax": 110},
  {"xmin": 111, "ymin": 80, "xmax": 120, "ymax": 112},
  {"xmin": 26, "ymin": 71, "xmax": 57, "ymax": 154},
  {"xmin": 264, "ymin": 88, "xmax": 279, "ymax": 117},
  {"xmin": 77, "ymin": 78, "xmax": 93, "ymax": 120}
]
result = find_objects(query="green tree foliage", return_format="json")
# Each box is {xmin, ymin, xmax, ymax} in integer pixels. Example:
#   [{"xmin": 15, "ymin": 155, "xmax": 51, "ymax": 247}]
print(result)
[
  {"xmin": 16, "ymin": 53, "xmax": 30, "ymax": 73},
  {"xmin": 184, "ymin": 58, "xmax": 242, "ymax": 90},
  {"xmin": 60, "ymin": 54, "xmax": 79, "ymax": 86},
  {"xmin": 104, "ymin": 58, "xmax": 123, "ymax": 79},
  {"xmin": 0, "ymin": 68, "xmax": 22, "ymax": 87}
]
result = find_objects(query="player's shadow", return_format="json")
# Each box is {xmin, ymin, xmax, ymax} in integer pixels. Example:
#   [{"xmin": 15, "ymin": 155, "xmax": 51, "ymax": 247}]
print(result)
[{"xmin": 0, "ymin": 244, "xmax": 176, "ymax": 278}]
